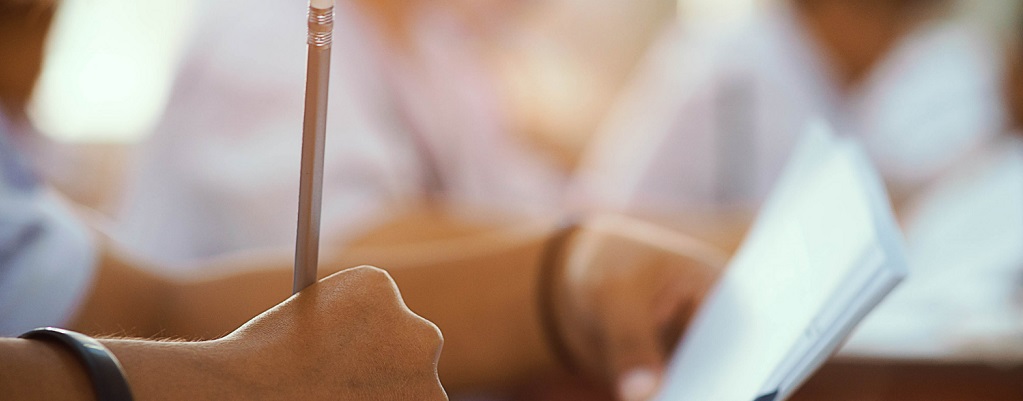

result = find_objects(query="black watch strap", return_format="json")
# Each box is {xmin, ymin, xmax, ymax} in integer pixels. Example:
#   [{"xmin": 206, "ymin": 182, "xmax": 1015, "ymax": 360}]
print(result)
[{"xmin": 20, "ymin": 327, "xmax": 134, "ymax": 401}]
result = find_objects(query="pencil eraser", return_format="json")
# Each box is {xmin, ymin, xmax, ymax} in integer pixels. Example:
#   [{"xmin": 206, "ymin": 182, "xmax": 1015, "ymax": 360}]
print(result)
[{"xmin": 310, "ymin": 0, "xmax": 333, "ymax": 9}]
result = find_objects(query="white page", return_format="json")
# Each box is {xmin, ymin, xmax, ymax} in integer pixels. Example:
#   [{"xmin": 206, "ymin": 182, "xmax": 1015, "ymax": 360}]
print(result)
[
  {"xmin": 841, "ymin": 137, "xmax": 1023, "ymax": 361},
  {"xmin": 655, "ymin": 124, "xmax": 907, "ymax": 401}
]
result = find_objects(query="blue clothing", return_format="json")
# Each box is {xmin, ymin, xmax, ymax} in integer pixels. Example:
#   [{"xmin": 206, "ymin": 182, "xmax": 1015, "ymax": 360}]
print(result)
[{"xmin": 0, "ymin": 113, "xmax": 95, "ymax": 336}]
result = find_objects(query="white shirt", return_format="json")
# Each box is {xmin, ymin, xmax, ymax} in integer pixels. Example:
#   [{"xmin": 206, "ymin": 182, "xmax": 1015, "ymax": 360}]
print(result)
[
  {"xmin": 114, "ymin": 2, "xmax": 567, "ymax": 270},
  {"xmin": 574, "ymin": 6, "xmax": 1006, "ymax": 217},
  {"xmin": 0, "ymin": 113, "xmax": 96, "ymax": 336}
]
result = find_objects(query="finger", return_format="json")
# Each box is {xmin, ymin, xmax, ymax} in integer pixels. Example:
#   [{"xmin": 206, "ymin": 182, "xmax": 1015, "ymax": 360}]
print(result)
[{"xmin": 601, "ymin": 301, "xmax": 666, "ymax": 401}]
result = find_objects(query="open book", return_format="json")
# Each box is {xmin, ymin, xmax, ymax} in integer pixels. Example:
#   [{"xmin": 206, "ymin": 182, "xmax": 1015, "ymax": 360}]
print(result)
[{"xmin": 655, "ymin": 124, "xmax": 908, "ymax": 401}]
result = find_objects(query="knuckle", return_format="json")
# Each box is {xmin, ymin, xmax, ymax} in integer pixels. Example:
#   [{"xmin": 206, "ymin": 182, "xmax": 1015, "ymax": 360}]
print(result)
[
  {"xmin": 419, "ymin": 317, "xmax": 445, "ymax": 350},
  {"xmin": 399, "ymin": 312, "xmax": 444, "ymax": 368},
  {"xmin": 348, "ymin": 265, "xmax": 392, "ymax": 283},
  {"xmin": 348, "ymin": 265, "xmax": 401, "ymax": 299},
  {"xmin": 408, "ymin": 313, "xmax": 444, "ymax": 350}
]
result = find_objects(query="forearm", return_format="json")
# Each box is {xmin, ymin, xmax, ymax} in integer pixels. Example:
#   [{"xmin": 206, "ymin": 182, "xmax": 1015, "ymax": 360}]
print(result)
[
  {"xmin": 69, "ymin": 240, "xmax": 174, "ymax": 338},
  {"xmin": 0, "ymin": 338, "xmax": 93, "ymax": 401},
  {"xmin": 73, "ymin": 206, "xmax": 543, "ymax": 339},
  {"xmin": 166, "ymin": 219, "xmax": 562, "ymax": 391},
  {"xmin": 69, "ymin": 237, "xmax": 286, "ymax": 342},
  {"xmin": 103, "ymin": 338, "xmax": 258, "ymax": 401},
  {"xmin": 0, "ymin": 337, "xmax": 248, "ymax": 401},
  {"xmin": 379, "ymin": 222, "xmax": 559, "ymax": 391},
  {"xmin": 74, "ymin": 212, "xmax": 563, "ymax": 391}
]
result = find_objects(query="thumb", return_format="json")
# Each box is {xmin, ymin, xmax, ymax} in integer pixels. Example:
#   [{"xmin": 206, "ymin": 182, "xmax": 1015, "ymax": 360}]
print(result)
[
  {"xmin": 618, "ymin": 368, "xmax": 661, "ymax": 401},
  {"xmin": 603, "ymin": 307, "xmax": 666, "ymax": 401}
]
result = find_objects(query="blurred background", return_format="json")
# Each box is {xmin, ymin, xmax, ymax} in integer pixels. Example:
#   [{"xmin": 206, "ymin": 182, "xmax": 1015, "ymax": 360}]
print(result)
[
  {"xmin": 9, "ymin": 0, "xmax": 680, "ymax": 211},
  {"xmin": 3, "ymin": 0, "xmax": 1023, "ymax": 399},
  {"xmin": 7, "ymin": 0, "xmax": 779, "ymax": 213},
  {"xmin": 9, "ymin": 0, "xmax": 1022, "ymax": 217}
]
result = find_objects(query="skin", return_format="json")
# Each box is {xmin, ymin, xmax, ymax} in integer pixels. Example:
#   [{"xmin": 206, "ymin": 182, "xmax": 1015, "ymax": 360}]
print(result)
[
  {"xmin": 0, "ymin": 212, "xmax": 726, "ymax": 401},
  {"xmin": 0, "ymin": 0, "xmax": 54, "ymax": 120},
  {"xmin": 0, "ymin": 1, "xmax": 727, "ymax": 398},
  {"xmin": 0, "ymin": 1, "xmax": 970, "ymax": 399},
  {"xmin": 0, "ymin": 266, "xmax": 447, "ymax": 401},
  {"xmin": 793, "ymin": 0, "xmax": 948, "ymax": 89},
  {"xmin": 13, "ymin": 1, "xmax": 955, "ymax": 399}
]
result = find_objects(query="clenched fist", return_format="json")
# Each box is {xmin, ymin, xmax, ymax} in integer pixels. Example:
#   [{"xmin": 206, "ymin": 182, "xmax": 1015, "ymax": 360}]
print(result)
[{"xmin": 222, "ymin": 266, "xmax": 446, "ymax": 401}]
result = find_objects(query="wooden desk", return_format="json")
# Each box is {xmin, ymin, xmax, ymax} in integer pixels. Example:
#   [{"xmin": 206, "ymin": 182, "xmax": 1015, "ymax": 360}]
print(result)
[
  {"xmin": 792, "ymin": 360, "xmax": 1023, "ymax": 401},
  {"xmin": 511, "ymin": 360, "xmax": 1023, "ymax": 401}
]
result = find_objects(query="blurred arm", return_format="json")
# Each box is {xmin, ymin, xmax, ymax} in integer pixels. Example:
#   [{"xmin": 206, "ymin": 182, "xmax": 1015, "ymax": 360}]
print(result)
[
  {"xmin": 70, "ymin": 212, "xmax": 561, "ymax": 392},
  {"xmin": 71, "ymin": 207, "xmax": 725, "ymax": 395}
]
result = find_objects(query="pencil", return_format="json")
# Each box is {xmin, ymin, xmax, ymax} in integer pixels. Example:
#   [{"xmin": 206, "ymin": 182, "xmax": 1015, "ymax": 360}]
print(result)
[{"xmin": 293, "ymin": 0, "xmax": 334, "ymax": 294}]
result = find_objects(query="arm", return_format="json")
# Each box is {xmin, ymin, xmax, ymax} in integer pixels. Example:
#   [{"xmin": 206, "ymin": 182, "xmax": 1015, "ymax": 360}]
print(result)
[
  {"xmin": 0, "ymin": 337, "xmax": 237, "ymax": 401},
  {"xmin": 72, "ymin": 218, "xmax": 559, "ymax": 391},
  {"xmin": 71, "ymin": 213, "xmax": 726, "ymax": 397},
  {"xmin": 9, "ymin": 267, "xmax": 445, "ymax": 401}
]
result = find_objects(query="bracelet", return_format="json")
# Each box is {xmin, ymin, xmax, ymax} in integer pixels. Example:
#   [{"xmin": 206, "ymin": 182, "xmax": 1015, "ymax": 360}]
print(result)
[
  {"xmin": 537, "ymin": 219, "xmax": 581, "ymax": 374},
  {"xmin": 20, "ymin": 327, "xmax": 134, "ymax": 401}
]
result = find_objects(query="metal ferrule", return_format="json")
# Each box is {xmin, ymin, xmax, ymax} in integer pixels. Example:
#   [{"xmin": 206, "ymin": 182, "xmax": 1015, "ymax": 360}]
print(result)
[{"xmin": 307, "ymin": 6, "xmax": 334, "ymax": 48}]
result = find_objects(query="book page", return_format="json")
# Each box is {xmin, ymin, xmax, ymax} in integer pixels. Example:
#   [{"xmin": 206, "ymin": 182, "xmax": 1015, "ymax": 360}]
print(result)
[{"xmin": 655, "ymin": 124, "xmax": 906, "ymax": 400}]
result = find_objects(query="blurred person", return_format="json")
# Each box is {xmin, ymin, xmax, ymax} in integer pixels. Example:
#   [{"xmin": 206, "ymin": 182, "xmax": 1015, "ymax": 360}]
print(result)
[
  {"xmin": 837, "ymin": 4, "xmax": 1023, "ymax": 359},
  {"xmin": 111, "ymin": 0, "xmax": 671, "ymax": 271},
  {"xmin": 112, "ymin": 0, "xmax": 556, "ymax": 268},
  {"xmin": 0, "ymin": 65, "xmax": 726, "ymax": 401},
  {"xmin": 0, "ymin": 6, "xmax": 443, "ymax": 389},
  {"xmin": 575, "ymin": 0, "xmax": 1005, "ymax": 230},
  {"xmin": 0, "ymin": 2, "xmax": 719, "ymax": 400},
  {"xmin": 0, "ymin": 136, "xmax": 726, "ymax": 400},
  {"xmin": 576, "ymin": 0, "xmax": 1023, "ymax": 361},
  {"xmin": 0, "ymin": 0, "xmax": 50, "ymax": 122}
]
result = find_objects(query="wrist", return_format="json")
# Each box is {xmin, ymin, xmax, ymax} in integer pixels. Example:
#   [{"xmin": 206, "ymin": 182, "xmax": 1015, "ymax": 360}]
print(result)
[
  {"xmin": 537, "ymin": 219, "xmax": 586, "ymax": 375},
  {"xmin": 550, "ymin": 221, "xmax": 650, "ymax": 381},
  {"xmin": 0, "ymin": 338, "xmax": 94, "ymax": 401},
  {"xmin": 19, "ymin": 328, "xmax": 133, "ymax": 401},
  {"xmin": 103, "ymin": 337, "xmax": 263, "ymax": 401}
]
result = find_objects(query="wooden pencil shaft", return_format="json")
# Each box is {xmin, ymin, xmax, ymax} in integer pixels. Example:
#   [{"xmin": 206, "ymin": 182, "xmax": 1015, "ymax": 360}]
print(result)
[{"xmin": 293, "ymin": 7, "xmax": 333, "ymax": 294}]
